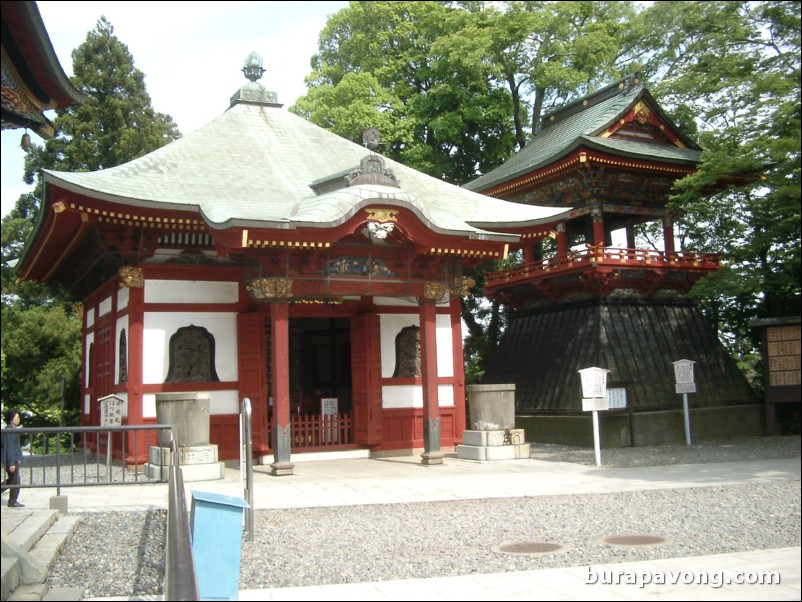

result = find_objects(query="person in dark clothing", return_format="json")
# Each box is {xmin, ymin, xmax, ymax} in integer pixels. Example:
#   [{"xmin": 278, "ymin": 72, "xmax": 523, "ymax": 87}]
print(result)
[{"xmin": 3, "ymin": 409, "xmax": 24, "ymax": 507}]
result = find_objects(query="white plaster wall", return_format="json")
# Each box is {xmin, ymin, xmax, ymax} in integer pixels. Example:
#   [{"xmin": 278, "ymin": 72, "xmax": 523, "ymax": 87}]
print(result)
[
  {"xmin": 373, "ymin": 296, "xmax": 418, "ymax": 307},
  {"xmin": 435, "ymin": 314, "xmax": 454, "ymax": 378},
  {"xmin": 84, "ymin": 331, "xmax": 94, "ymax": 386},
  {"xmin": 144, "ymin": 280, "xmax": 239, "ymax": 304},
  {"xmin": 117, "ymin": 286, "xmax": 129, "ymax": 311},
  {"xmin": 115, "ymin": 315, "xmax": 129, "ymax": 384},
  {"xmin": 86, "ymin": 306, "xmax": 95, "ymax": 328},
  {"xmin": 141, "ymin": 389, "xmax": 239, "ymax": 419},
  {"xmin": 142, "ymin": 312, "xmax": 238, "ymax": 384},
  {"xmin": 380, "ymin": 314, "xmax": 418, "ymax": 378},
  {"xmin": 379, "ymin": 314, "xmax": 454, "ymax": 378},
  {"xmin": 98, "ymin": 295, "xmax": 112, "ymax": 317},
  {"xmin": 83, "ymin": 394, "xmax": 91, "ymax": 415},
  {"xmin": 381, "ymin": 384, "xmax": 454, "ymax": 409}
]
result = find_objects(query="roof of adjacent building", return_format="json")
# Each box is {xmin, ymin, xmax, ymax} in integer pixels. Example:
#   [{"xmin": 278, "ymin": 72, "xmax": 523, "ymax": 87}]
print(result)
[
  {"xmin": 464, "ymin": 74, "xmax": 702, "ymax": 193},
  {"xmin": 1, "ymin": 1, "xmax": 86, "ymax": 138}
]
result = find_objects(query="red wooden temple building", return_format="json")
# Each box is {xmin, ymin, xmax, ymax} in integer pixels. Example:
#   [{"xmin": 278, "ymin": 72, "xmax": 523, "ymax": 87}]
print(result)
[
  {"xmin": 16, "ymin": 54, "xmax": 573, "ymax": 472},
  {"xmin": 465, "ymin": 74, "xmax": 761, "ymax": 446}
]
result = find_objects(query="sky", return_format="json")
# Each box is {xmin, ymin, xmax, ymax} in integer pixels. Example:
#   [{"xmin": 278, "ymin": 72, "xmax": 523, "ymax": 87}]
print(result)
[{"xmin": 1, "ymin": 0, "xmax": 350, "ymax": 218}]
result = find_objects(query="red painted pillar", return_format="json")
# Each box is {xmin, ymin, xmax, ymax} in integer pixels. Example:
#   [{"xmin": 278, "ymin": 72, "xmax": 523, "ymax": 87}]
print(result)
[
  {"xmin": 126, "ymin": 281, "xmax": 146, "ymax": 464},
  {"xmin": 591, "ymin": 205, "xmax": 605, "ymax": 248},
  {"xmin": 270, "ymin": 302, "xmax": 294, "ymax": 475},
  {"xmin": 419, "ymin": 296, "xmax": 443, "ymax": 465},
  {"xmin": 663, "ymin": 212, "xmax": 676, "ymax": 256},
  {"xmin": 523, "ymin": 245, "xmax": 536, "ymax": 265},
  {"xmin": 556, "ymin": 223, "xmax": 568, "ymax": 260},
  {"xmin": 450, "ymin": 297, "xmax": 466, "ymax": 440}
]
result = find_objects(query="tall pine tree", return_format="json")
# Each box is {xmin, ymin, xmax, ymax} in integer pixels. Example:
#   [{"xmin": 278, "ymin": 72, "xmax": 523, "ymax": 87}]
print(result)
[{"xmin": 1, "ymin": 17, "xmax": 180, "ymax": 425}]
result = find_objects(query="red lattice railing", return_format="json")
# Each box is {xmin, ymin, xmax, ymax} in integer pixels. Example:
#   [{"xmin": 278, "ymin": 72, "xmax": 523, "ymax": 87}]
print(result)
[
  {"xmin": 485, "ymin": 246, "xmax": 719, "ymax": 289},
  {"xmin": 266, "ymin": 413, "xmax": 352, "ymax": 451}
]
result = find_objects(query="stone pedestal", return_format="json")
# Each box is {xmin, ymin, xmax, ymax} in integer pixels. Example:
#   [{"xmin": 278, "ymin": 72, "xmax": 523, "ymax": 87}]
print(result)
[
  {"xmin": 457, "ymin": 429, "xmax": 530, "ymax": 460},
  {"xmin": 146, "ymin": 443, "xmax": 225, "ymax": 481},
  {"xmin": 459, "ymin": 384, "xmax": 530, "ymax": 461},
  {"xmin": 146, "ymin": 392, "xmax": 225, "ymax": 482},
  {"xmin": 466, "ymin": 383, "xmax": 515, "ymax": 430}
]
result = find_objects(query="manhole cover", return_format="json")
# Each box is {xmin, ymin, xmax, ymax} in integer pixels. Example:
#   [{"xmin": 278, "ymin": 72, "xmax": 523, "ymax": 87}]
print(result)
[
  {"xmin": 604, "ymin": 534, "xmax": 669, "ymax": 546},
  {"xmin": 497, "ymin": 541, "xmax": 565, "ymax": 555}
]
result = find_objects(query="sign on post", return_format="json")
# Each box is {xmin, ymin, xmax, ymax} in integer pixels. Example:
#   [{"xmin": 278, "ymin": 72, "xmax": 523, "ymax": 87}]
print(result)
[
  {"xmin": 99, "ymin": 394, "xmax": 125, "ymax": 426},
  {"xmin": 672, "ymin": 359, "xmax": 696, "ymax": 445},
  {"xmin": 607, "ymin": 388, "xmax": 627, "ymax": 409},
  {"xmin": 673, "ymin": 359, "xmax": 697, "ymax": 394},
  {"xmin": 321, "ymin": 397, "xmax": 338, "ymax": 443},
  {"xmin": 578, "ymin": 367, "xmax": 610, "ymax": 467},
  {"xmin": 98, "ymin": 394, "xmax": 125, "ymax": 475},
  {"xmin": 579, "ymin": 367, "xmax": 609, "ymax": 400}
]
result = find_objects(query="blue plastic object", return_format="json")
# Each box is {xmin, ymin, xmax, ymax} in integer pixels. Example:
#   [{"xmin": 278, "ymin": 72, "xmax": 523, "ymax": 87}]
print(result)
[{"xmin": 190, "ymin": 490, "xmax": 250, "ymax": 601}]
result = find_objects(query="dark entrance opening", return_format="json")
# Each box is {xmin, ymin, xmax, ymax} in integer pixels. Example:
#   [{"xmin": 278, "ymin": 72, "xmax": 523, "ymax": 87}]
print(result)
[{"xmin": 289, "ymin": 317, "xmax": 352, "ymax": 418}]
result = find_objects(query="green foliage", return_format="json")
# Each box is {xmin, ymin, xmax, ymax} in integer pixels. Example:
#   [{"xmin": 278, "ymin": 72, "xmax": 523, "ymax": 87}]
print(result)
[
  {"xmin": 637, "ymin": 1, "xmax": 801, "ymax": 366},
  {"xmin": 295, "ymin": 1, "xmax": 644, "ymax": 378},
  {"xmin": 0, "ymin": 303, "xmax": 82, "ymax": 427},
  {"xmin": 52, "ymin": 17, "xmax": 181, "ymax": 171},
  {"xmin": 1, "ymin": 16, "xmax": 181, "ymax": 427},
  {"xmin": 293, "ymin": 1, "xmax": 517, "ymax": 184},
  {"xmin": 461, "ymin": 252, "xmax": 523, "ymax": 383},
  {"xmin": 299, "ymin": 0, "xmax": 799, "ymax": 399}
]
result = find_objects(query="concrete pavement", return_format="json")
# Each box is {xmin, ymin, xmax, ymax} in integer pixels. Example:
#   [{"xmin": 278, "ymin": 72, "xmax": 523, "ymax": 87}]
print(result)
[{"xmin": 2, "ymin": 451, "xmax": 800, "ymax": 600}]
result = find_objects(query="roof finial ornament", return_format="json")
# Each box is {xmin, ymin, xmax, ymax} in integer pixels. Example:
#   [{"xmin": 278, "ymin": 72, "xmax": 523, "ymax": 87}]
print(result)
[
  {"xmin": 362, "ymin": 128, "xmax": 380, "ymax": 151},
  {"xmin": 242, "ymin": 52, "xmax": 265, "ymax": 83}
]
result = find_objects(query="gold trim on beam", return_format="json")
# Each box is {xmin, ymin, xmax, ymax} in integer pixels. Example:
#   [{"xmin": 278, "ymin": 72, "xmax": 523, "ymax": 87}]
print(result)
[
  {"xmin": 520, "ymin": 231, "xmax": 552, "ymax": 240},
  {"xmin": 118, "ymin": 266, "xmax": 144, "ymax": 288},
  {"xmin": 427, "ymin": 247, "xmax": 500, "ymax": 258},
  {"xmin": 423, "ymin": 282, "xmax": 450, "ymax": 302},
  {"xmin": 364, "ymin": 208, "xmax": 399, "ymax": 222},
  {"xmin": 246, "ymin": 277, "xmax": 293, "ymax": 301},
  {"xmin": 68, "ymin": 203, "xmax": 203, "ymax": 228},
  {"xmin": 247, "ymin": 240, "xmax": 331, "ymax": 249},
  {"xmin": 487, "ymin": 156, "xmax": 582, "ymax": 197}
]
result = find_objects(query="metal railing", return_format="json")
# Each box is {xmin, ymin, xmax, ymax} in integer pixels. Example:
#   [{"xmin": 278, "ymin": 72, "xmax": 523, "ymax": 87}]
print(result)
[
  {"xmin": 1, "ymin": 424, "xmax": 172, "ymax": 496},
  {"xmin": 241, "ymin": 397, "xmax": 254, "ymax": 542},
  {"xmin": 165, "ymin": 439, "xmax": 199, "ymax": 601}
]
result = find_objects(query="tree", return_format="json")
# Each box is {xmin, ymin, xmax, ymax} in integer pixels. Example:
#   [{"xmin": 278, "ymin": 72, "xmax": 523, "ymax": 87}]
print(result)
[
  {"xmin": 292, "ymin": 1, "xmax": 517, "ymax": 185},
  {"xmin": 635, "ymin": 1, "xmax": 801, "ymax": 371},
  {"xmin": 293, "ymin": 2, "xmax": 646, "ymax": 382},
  {"xmin": 448, "ymin": 1, "xmax": 642, "ymax": 150},
  {"xmin": 1, "ymin": 17, "xmax": 181, "ymax": 426}
]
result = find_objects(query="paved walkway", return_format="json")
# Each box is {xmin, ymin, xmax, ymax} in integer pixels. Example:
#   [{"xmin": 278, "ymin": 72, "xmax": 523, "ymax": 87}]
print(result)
[{"xmin": 3, "ymin": 452, "xmax": 800, "ymax": 600}]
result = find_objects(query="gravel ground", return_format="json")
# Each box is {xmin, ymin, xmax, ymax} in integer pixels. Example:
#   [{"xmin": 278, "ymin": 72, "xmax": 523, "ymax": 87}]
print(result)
[{"xmin": 46, "ymin": 435, "xmax": 801, "ymax": 599}]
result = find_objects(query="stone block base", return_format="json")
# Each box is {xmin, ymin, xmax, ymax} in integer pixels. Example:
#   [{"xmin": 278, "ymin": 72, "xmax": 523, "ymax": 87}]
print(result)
[
  {"xmin": 463, "ymin": 429, "xmax": 525, "ymax": 447},
  {"xmin": 146, "ymin": 445, "xmax": 225, "ymax": 482},
  {"xmin": 458, "ymin": 429, "xmax": 530, "ymax": 461},
  {"xmin": 457, "ymin": 442, "xmax": 531, "ymax": 461},
  {"xmin": 270, "ymin": 461, "xmax": 295, "ymax": 476}
]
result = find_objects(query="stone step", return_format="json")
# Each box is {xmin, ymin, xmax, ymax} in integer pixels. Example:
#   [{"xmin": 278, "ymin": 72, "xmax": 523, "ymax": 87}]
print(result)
[
  {"xmin": 1, "ymin": 557, "xmax": 20, "ymax": 601},
  {"xmin": 1, "ymin": 511, "xmax": 82, "ymax": 601}
]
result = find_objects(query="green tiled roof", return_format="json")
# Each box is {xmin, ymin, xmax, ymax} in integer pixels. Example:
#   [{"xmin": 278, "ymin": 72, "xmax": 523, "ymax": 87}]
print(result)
[
  {"xmin": 43, "ymin": 102, "xmax": 570, "ymax": 242},
  {"xmin": 465, "ymin": 80, "xmax": 701, "ymax": 193}
]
